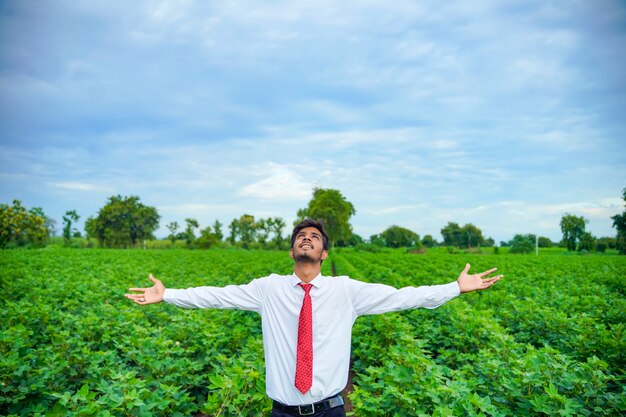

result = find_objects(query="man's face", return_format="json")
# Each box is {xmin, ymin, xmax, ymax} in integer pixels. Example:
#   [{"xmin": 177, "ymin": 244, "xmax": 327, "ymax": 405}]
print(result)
[{"xmin": 290, "ymin": 226, "xmax": 328, "ymax": 264}]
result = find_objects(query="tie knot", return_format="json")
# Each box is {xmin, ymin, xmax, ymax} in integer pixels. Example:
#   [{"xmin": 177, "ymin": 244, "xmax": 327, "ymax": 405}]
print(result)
[{"xmin": 299, "ymin": 283, "xmax": 313, "ymax": 293}]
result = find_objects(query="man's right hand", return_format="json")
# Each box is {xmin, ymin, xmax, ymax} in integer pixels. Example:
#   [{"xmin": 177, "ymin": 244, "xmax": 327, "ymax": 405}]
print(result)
[{"xmin": 125, "ymin": 274, "xmax": 165, "ymax": 305}]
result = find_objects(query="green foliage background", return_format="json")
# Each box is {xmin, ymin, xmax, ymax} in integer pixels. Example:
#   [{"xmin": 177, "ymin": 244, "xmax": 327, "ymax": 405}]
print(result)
[
  {"xmin": 296, "ymin": 188, "xmax": 356, "ymax": 247},
  {"xmin": 1, "ymin": 249, "xmax": 624, "ymax": 416},
  {"xmin": 0, "ymin": 200, "xmax": 49, "ymax": 249}
]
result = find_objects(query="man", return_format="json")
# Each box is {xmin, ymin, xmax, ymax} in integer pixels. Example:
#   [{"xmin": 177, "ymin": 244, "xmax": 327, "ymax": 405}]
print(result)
[{"xmin": 125, "ymin": 219, "xmax": 502, "ymax": 417}]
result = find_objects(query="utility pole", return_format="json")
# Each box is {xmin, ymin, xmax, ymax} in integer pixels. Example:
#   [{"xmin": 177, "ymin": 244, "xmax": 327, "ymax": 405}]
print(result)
[{"xmin": 536, "ymin": 234, "xmax": 539, "ymax": 256}]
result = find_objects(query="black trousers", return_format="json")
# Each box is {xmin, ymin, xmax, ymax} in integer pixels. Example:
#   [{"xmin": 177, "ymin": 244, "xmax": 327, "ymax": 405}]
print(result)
[{"xmin": 270, "ymin": 405, "xmax": 346, "ymax": 417}]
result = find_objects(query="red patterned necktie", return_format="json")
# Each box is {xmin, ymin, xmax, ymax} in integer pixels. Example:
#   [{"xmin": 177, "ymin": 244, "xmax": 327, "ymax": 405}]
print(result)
[{"xmin": 295, "ymin": 283, "xmax": 313, "ymax": 394}]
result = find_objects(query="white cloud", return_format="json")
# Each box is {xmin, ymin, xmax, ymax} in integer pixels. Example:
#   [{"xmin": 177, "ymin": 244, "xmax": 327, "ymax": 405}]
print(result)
[
  {"xmin": 48, "ymin": 181, "xmax": 110, "ymax": 191},
  {"xmin": 240, "ymin": 163, "xmax": 312, "ymax": 201}
]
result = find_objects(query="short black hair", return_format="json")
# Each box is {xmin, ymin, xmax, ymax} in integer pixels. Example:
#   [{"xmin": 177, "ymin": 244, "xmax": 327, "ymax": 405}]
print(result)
[{"xmin": 291, "ymin": 219, "xmax": 329, "ymax": 251}]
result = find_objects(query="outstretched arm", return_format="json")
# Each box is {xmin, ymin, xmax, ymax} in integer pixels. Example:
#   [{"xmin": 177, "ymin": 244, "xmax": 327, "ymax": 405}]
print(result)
[
  {"xmin": 125, "ymin": 274, "xmax": 165, "ymax": 305},
  {"xmin": 349, "ymin": 264, "xmax": 502, "ymax": 316},
  {"xmin": 126, "ymin": 274, "xmax": 268, "ymax": 311},
  {"xmin": 456, "ymin": 263, "xmax": 503, "ymax": 293}
]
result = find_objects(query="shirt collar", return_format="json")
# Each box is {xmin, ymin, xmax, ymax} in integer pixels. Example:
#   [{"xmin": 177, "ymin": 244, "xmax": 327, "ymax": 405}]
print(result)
[{"xmin": 291, "ymin": 273, "xmax": 324, "ymax": 289}]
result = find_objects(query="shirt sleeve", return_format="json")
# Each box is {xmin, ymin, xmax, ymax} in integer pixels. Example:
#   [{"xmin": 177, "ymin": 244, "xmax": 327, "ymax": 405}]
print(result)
[
  {"xmin": 162, "ymin": 276, "xmax": 268, "ymax": 313},
  {"xmin": 346, "ymin": 278, "xmax": 461, "ymax": 316}
]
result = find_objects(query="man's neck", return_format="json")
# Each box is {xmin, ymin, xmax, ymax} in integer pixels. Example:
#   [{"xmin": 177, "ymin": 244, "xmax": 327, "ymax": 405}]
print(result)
[{"xmin": 294, "ymin": 262, "xmax": 322, "ymax": 283}]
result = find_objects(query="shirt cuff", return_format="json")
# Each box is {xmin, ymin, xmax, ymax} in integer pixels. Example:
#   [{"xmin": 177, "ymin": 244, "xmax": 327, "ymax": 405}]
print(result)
[
  {"xmin": 163, "ymin": 288, "xmax": 177, "ymax": 303},
  {"xmin": 444, "ymin": 280, "xmax": 462, "ymax": 297}
]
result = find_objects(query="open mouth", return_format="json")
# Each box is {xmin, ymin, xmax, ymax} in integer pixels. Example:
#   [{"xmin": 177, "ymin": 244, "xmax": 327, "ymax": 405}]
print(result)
[{"xmin": 300, "ymin": 243, "xmax": 313, "ymax": 249}]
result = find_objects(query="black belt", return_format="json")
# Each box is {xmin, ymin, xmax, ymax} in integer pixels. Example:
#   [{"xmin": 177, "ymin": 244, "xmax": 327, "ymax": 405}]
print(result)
[{"xmin": 272, "ymin": 394, "xmax": 344, "ymax": 416}]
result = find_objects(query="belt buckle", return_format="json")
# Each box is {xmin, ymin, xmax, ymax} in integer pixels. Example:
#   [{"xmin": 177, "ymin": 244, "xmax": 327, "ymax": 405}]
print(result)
[{"xmin": 298, "ymin": 404, "xmax": 315, "ymax": 416}]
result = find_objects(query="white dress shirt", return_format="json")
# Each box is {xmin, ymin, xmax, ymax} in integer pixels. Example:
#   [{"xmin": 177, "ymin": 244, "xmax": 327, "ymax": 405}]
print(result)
[{"xmin": 163, "ymin": 273, "xmax": 461, "ymax": 406}]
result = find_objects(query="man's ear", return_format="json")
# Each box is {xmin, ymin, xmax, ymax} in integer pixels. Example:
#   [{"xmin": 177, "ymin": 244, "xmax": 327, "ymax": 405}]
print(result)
[
  {"xmin": 289, "ymin": 248, "xmax": 294, "ymax": 260},
  {"xmin": 321, "ymin": 250, "xmax": 328, "ymax": 261}
]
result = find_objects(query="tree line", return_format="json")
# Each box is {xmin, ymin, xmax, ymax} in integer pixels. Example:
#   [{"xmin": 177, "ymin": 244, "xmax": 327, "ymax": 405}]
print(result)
[
  {"xmin": 2, "ymin": 187, "xmax": 625, "ymax": 254},
  {"xmin": 161, "ymin": 215, "xmax": 288, "ymax": 250}
]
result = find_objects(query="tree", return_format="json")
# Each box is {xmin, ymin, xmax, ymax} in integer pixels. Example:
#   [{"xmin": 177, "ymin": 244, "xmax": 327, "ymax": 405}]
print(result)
[
  {"xmin": 346, "ymin": 233, "xmax": 364, "ymax": 247},
  {"xmin": 184, "ymin": 218, "xmax": 199, "ymax": 247},
  {"xmin": 296, "ymin": 188, "xmax": 355, "ymax": 248},
  {"xmin": 224, "ymin": 216, "xmax": 284, "ymax": 249},
  {"xmin": 197, "ymin": 225, "xmax": 219, "ymax": 249},
  {"xmin": 255, "ymin": 218, "xmax": 270, "ymax": 245},
  {"xmin": 537, "ymin": 237, "xmax": 553, "ymax": 248},
  {"xmin": 379, "ymin": 225, "xmax": 419, "ymax": 248},
  {"xmin": 560, "ymin": 213, "xmax": 588, "ymax": 251},
  {"xmin": 85, "ymin": 216, "xmax": 96, "ymax": 242},
  {"xmin": 441, "ymin": 222, "xmax": 485, "ymax": 248},
  {"xmin": 237, "ymin": 214, "xmax": 256, "ymax": 248},
  {"xmin": 369, "ymin": 234, "xmax": 386, "ymax": 247},
  {"xmin": 62, "ymin": 210, "xmax": 80, "ymax": 246},
  {"xmin": 612, "ymin": 187, "xmax": 626, "ymax": 254},
  {"xmin": 596, "ymin": 236, "xmax": 616, "ymax": 250},
  {"xmin": 508, "ymin": 234, "xmax": 535, "ymax": 254},
  {"xmin": 30, "ymin": 207, "xmax": 56, "ymax": 237},
  {"xmin": 268, "ymin": 217, "xmax": 286, "ymax": 248},
  {"xmin": 227, "ymin": 215, "xmax": 257, "ymax": 248},
  {"xmin": 166, "ymin": 222, "xmax": 180, "ymax": 245},
  {"xmin": 213, "ymin": 220, "xmax": 223, "ymax": 242},
  {"xmin": 507, "ymin": 233, "xmax": 535, "ymax": 245},
  {"xmin": 228, "ymin": 219, "xmax": 239, "ymax": 245},
  {"xmin": 460, "ymin": 223, "xmax": 485, "ymax": 248},
  {"xmin": 441, "ymin": 222, "xmax": 462, "ymax": 247},
  {"xmin": 0, "ymin": 200, "xmax": 49, "ymax": 248},
  {"xmin": 595, "ymin": 237, "xmax": 614, "ymax": 253},
  {"xmin": 578, "ymin": 232, "xmax": 595, "ymax": 252},
  {"xmin": 421, "ymin": 234, "xmax": 436, "ymax": 248},
  {"xmin": 88, "ymin": 195, "xmax": 160, "ymax": 248}
]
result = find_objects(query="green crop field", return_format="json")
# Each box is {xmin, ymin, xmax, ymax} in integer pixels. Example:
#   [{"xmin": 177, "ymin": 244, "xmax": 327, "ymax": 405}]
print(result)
[{"xmin": 1, "ymin": 248, "xmax": 625, "ymax": 416}]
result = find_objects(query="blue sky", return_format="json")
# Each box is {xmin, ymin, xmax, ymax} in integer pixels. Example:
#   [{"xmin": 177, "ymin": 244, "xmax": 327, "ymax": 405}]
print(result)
[{"xmin": 1, "ymin": 0, "xmax": 625, "ymax": 243}]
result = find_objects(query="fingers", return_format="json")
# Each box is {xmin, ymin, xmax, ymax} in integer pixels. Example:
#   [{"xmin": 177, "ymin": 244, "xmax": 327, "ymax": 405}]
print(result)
[
  {"xmin": 483, "ymin": 275, "xmax": 503, "ymax": 282},
  {"xmin": 128, "ymin": 274, "xmax": 159, "ymax": 293},
  {"xmin": 480, "ymin": 275, "xmax": 503, "ymax": 288},
  {"xmin": 463, "ymin": 263, "xmax": 471, "ymax": 274},
  {"xmin": 126, "ymin": 274, "xmax": 162, "ymax": 306},
  {"xmin": 124, "ymin": 293, "xmax": 147, "ymax": 304},
  {"xmin": 478, "ymin": 267, "xmax": 498, "ymax": 278}
]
